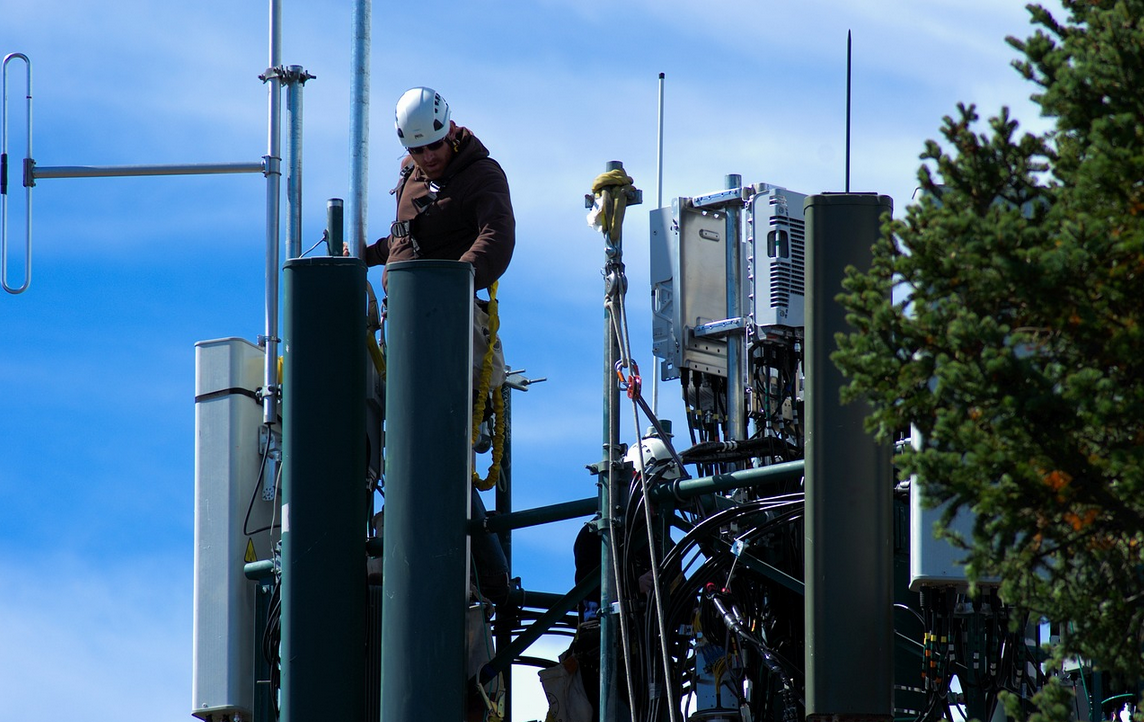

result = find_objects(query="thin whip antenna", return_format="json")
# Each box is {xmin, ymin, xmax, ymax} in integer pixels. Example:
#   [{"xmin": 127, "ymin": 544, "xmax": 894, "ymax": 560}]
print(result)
[
  {"xmin": 656, "ymin": 72, "xmax": 665, "ymax": 209},
  {"xmin": 653, "ymin": 72, "xmax": 665, "ymax": 415},
  {"xmin": 845, "ymin": 30, "xmax": 852, "ymax": 193}
]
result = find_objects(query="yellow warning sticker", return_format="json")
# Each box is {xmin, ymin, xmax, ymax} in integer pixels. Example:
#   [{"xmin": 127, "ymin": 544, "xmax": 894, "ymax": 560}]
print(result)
[{"xmin": 244, "ymin": 538, "xmax": 257, "ymax": 564}]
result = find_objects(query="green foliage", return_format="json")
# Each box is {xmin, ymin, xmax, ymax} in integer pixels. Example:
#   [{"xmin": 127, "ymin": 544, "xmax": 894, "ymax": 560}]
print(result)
[
  {"xmin": 1002, "ymin": 678, "xmax": 1075, "ymax": 722},
  {"xmin": 834, "ymin": 0, "xmax": 1144, "ymax": 685}
]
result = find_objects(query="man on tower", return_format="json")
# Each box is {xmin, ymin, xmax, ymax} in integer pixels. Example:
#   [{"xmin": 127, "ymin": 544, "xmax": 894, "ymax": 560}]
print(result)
[
  {"xmin": 363, "ymin": 86, "xmax": 515, "ymax": 295},
  {"xmin": 362, "ymin": 87, "xmax": 515, "ymax": 607}
]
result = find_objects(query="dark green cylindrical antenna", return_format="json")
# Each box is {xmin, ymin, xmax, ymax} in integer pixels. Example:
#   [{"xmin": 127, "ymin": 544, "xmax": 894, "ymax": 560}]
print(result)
[
  {"xmin": 380, "ymin": 259, "xmax": 474, "ymax": 722},
  {"xmin": 326, "ymin": 198, "xmax": 344, "ymax": 256},
  {"xmin": 804, "ymin": 192, "xmax": 894, "ymax": 722},
  {"xmin": 280, "ymin": 256, "xmax": 368, "ymax": 722}
]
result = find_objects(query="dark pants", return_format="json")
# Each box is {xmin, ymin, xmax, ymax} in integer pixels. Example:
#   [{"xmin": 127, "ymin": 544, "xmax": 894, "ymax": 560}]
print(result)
[{"xmin": 470, "ymin": 487, "xmax": 509, "ymax": 604}]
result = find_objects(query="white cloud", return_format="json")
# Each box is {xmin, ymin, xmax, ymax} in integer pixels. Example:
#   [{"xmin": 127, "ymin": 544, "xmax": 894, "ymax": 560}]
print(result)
[
  {"xmin": 511, "ymin": 635, "xmax": 574, "ymax": 721},
  {"xmin": 0, "ymin": 554, "xmax": 193, "ymax": 722}
]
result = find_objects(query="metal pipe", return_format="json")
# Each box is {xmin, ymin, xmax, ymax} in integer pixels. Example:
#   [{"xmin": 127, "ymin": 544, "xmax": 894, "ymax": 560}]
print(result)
[
  {"xmin": 2, "ymin": 52, "xmax": 32, "ymax": 295},
  {"xmin": 846, "ymin": 31, "xmax": 852, "ymax": 194},
  {"xmin": 494, "ymin": 382, "xmax": 514, "ymax": 722},
  {"xmin": 279, "ymin": 256, "xmax": 368, "ymax": 722},
  {"xmin": 724, "ymin": 173, "xmax": 746, "ymax": 442},
  {"xmin": 261, "ymin": 0, "xmax": 283, "ymax": 425},
  {"xmin": 347, "ymin": 0, "xmax": 371, "ymax": 259},
  {"xmin": 480, "ymin": 496, "xmax": 597, "ymax": 535},
  {"xmin": 284, "ymin": 66, "xmax": 310, "ymax": 259},
  {"xmin": 482, "ymin": 567, "xmax": 600, "ymax": 681},
  {"xmin": 599, "ymin": 159, "xmax": 626, "ymax": 722},
  {"xmin": 654, "ymin": 459, "xmax": 804, "ymax": 503},
  {"xmin": 656, "ymin": 73, "xmax": 665, "ymax": 212},
  {"xmin": 708, "ymin": 535, "xmax": 804, "ymax": 595},
  {"xmin": 243, "ymin": 559, "xmax": 276, "ymax": 581},
  {"xmin": 514, "ymin": 588, "xmax": 589, "ymax": 612},
  {"xmin": 30, "ymin": 161, "xmax": 264, "ymax": 179},
  {"xmin": 652, "ymin": 71, "xmax": 665, "ymax": 414},
  {"xmin": 381, "ymin": 260, "xmax": 474, "ymax": 722},
  {"xmin": 480, "ymin": 471, "xmax": 816, "ymax": 534},
  {"xmin": 804, "ymin": 192, "xmax": 894, "ymax": 722},
  {"xmin": 494, "ymin": 383, "xmax": 513, "ymax": 551}
]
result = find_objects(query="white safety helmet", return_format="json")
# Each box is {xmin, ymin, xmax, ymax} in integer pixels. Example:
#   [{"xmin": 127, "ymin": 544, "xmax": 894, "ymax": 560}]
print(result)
[
  {"xmin": 394, "ymin": 87, "xmax": 451, "ymax": 148},
  {"xmin": 624, "ymin": 435, "xmax": 683, "ymax": 481}
]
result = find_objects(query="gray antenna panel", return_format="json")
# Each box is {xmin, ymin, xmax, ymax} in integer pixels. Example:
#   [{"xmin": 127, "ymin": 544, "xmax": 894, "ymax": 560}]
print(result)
[{"xmin": 750, "ymin": 187, "xmax": 807, "ymax": 329}]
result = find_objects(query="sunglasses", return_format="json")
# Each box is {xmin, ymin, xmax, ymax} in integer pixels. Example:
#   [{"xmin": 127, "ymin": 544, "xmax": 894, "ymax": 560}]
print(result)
[{"xmin": 408, "ymin": 138, "xmax": 447, "ymax": 155}]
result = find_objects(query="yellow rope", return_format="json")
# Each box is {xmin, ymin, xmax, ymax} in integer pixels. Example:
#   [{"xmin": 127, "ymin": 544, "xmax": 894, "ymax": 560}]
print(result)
[
  {"xmin": 590, "ymin": 168, "xmax": 635, "ymax": 243},
  {"xmin": 365, "ymin": 281, "xmax": 386, "ymax": 377},
  {"xmin": 366, "ymin": 330, "xmax": 386, "ymax": 376},
  {"xmin": 472, "ymin": 281, "xmax": 505, "ymax": 491},
  {"xmin": 471, "ymin": 281, "xmax": 498, "ymax": 443},
  {"xmin": 474, "ymin": 388, "xmax": 506, "ymax": 491}
]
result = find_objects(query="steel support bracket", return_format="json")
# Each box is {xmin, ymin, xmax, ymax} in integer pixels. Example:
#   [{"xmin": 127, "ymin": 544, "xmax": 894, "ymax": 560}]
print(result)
[{"xmin": 693, "ymin": 316, "xmax": 748, "ymax": 338}]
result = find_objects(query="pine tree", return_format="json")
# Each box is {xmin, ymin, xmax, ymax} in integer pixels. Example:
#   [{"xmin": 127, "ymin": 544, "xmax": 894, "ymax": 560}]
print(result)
[{"xmin": 834, "ymin": 0, "xmax": 1144, "ymax": 684}]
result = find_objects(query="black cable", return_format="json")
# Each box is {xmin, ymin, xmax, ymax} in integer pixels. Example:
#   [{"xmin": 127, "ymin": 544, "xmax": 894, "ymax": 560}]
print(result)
[
  {"xmin": 650, "ymin": 509, "xmax": 804, "ymax": 719},
  {"xmin": 261, "ymin": 577, "xmax": 282, "ymax": 717},
  {"xmin": 244, "ymin": 426, "xmax": 282, "ymax": 537}
]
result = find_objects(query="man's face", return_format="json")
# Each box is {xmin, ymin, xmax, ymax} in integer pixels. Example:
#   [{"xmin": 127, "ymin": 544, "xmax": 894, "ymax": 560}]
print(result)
[{"xmin": 409, "ymin": 135, "xmax": 453, "ymax": 180}]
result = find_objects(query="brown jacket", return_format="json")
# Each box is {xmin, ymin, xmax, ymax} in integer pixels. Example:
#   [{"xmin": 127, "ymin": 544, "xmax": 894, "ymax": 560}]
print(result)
[{"xmin": 364, "ymin": 127, "xmax": 515, "ymax": 292}]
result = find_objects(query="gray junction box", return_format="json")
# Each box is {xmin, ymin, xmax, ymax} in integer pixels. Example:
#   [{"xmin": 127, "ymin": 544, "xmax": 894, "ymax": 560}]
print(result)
[
  {"xmin": 750, "ymin": 186, "xmax": 808, "ymax": 329},
  {"xmin": 650, "ymin": 183, "xmax": 808, "ymax": 380},
  {"xmin": 192, "ymin": 338, "xmax": 279, "ymax": 721}
]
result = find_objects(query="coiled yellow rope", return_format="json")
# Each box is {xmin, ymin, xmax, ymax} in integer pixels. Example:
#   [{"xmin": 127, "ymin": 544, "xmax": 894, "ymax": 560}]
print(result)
[
  {"xmin": 472, "ymin": 281, "xmax": 505, "ymax": 491},
  {"xmin": 590, "ymin": 168, "xmax": 635, "ymax": 242}
]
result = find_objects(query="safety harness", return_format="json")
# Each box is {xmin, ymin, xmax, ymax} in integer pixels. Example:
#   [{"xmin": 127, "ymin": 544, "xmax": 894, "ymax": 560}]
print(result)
[{"xmin": 388, "ymin": 154, "xmax": 507, "ymax": 491}]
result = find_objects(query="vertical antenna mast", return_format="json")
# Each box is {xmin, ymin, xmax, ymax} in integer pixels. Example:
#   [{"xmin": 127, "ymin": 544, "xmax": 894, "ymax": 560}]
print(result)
[
  {"xmin": 656, "ymin": 72, "xmax": 665, "ymax": 210},
  {"xmin": 263, "ymin": 0, "xmax": 284, "ymax": 425},
  {"xmin": 653, "ymin": 72, "xmax": 665, "ymax": 414},
  {"xmin": 348, "ymin": 0, "xmax": 371, "ymax": 259},
  {"xmin": 845, "ymin": 30, "xmax": 852, "ymax": 193}
]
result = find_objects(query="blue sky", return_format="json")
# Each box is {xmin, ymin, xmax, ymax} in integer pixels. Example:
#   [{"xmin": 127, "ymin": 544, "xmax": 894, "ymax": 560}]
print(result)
[{"xmin": 2, "ymin": 1, "xmax": 1058, "ymax": 719}]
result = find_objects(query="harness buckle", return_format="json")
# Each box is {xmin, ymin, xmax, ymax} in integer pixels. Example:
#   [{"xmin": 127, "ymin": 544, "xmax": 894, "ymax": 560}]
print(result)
[{"xmin": 391, "ymin": 219, "xmax": 411, "ymax": 238}]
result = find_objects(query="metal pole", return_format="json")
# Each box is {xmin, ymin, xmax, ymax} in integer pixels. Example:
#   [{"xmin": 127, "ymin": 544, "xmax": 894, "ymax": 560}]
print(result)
[
  {"xmin": 483, "ymin": 570, "xmax": 601, "ymax": 681},
  {"xmin": 482, "ymin": 496, "xmax": 597, "ymax": 535},
  {"xmin": 381, "ymin": 259, "xmax": 473, "ymax": 722},
  {"xmin": 599, "ymin": 159, "xmax": 627, "ymax": 722},
  {"xmin": 279, "ymin": 256, "xmax": 368, "ymax": 722},
  {"xmin": 284, "ymin": 66, "xmax": 313, "ymax": 259},
  {"xmin": 494, "ymin": 384, "xmax": 513, "ymax": 553},
  {"xmin": 653, "ymin": 72, "xmax": 665, "ymax": 414},
  {"xmin": 724, "ymin": 173, "xmax": 746, "ymax": 442},
  {"xmin": 653, "ymin": 459, "xmax": 804, "ymax": 503},
  {"xmin": 30, "ymin": 161, "xmax": 264, "ymax": 179},
  {"xmin": 482, "ymin": 460, "xmax": 806, "ymax": 536},
  {"xmin": 846, "ymin": 31, "xmax": 852, "ymax": 194},
  {"xmin": 347, "ymin": 0, "xmax": 371, "ymax": 259},
  {"xmin": 656, "ymin": 74, "xmax": 665, "ymax": 211},
  {"xmin": 494, "ymin": 383, "xmax": 514, "ymax": 722},
  {"xmin": 804, "ymin": 192, "xmax": 893, "ymax": 722},
  {"xmin": 262, "ymin": 0, "xmax": 283, "ymax": 425}
]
